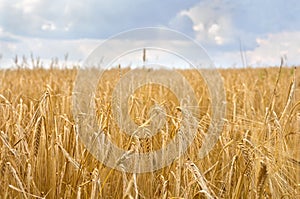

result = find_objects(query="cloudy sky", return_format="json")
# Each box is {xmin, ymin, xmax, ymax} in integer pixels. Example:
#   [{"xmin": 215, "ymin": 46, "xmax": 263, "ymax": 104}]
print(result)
[{"xmin": 0, "ymin": 0, "xmax": 299, "ymax": 68}]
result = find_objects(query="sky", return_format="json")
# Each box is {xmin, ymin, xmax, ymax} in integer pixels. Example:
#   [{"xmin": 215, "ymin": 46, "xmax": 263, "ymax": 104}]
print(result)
[{"xmin": 0, "ymin": 0, "xmax": 300, "ymax": 68}]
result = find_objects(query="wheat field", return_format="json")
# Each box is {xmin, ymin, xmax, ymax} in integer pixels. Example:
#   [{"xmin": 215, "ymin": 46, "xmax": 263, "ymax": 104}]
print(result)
[{"xmin": 0, "ymin": 66, "xmax": 299, "ymax": 198}]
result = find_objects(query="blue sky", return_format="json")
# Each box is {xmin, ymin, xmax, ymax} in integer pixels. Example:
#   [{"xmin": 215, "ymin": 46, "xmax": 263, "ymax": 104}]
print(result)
[{"xmin": 0, "ymin": 0, "xmax": 300, "ymax": 68}]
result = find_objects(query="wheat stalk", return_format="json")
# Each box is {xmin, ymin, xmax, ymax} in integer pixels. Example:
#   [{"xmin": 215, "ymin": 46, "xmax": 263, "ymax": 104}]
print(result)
[
  {"xmin": 33, "ymin": 116, "xmax": 43, "ymax": 157},
  {"xmin": 7, "ymin": 162, "xmax": 28, "ymax": 199},
  {"xmin": 185, "ymin": 161, "xmax": 215, "ymax": 199},
  {"xmin": 256, "ymin": 160, "xmax": 267, "ymax": 199}
]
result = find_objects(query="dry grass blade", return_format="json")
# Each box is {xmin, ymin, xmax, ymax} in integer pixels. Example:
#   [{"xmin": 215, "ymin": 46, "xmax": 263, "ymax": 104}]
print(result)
[
  {"xmin": 91, "ymin": 168, "xmax": 101, "ymax": 199},
  {"xmin": 280, "ymin": 67, "xmax": 296, "ymax": 120},
  {"xmin": 9, "ymin": 185, "xmax": 44, "ymax": 199},
  {"xmin": 0, "ymin": 131, "xmax": 18, "ymax": 157},
  {"xmin": 185, "ymin": 161, "xmax": 215, "ymax": 199},
  {"xmin": 57, "ymin": 143, "xmax": 81, "ymax": 169},
  {"xmin": 7, "ymin": 162, "xmax": 28, "ymax": 199},
  {"xmin": 76, "ymin": 186, "xmax": 81, "ymax": 199}
]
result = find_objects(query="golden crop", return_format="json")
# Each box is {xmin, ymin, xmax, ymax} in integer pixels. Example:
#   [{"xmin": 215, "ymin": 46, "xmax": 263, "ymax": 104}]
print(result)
[{"xmin": 0, "ymin": 67, "xmax": 299, "ymax": 198}]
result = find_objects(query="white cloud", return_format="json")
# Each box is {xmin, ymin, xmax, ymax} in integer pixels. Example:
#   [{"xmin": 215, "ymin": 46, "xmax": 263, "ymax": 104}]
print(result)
[
  {"xmin": 246, "ymin": 31, "xmax": 300, "ymax": 66},
  {"xmin": 0, "ymin": 29, "xmax": 216, "ymax": 69},
  {"xmin": 41, "ymin": 22, "xmax": 56, "ymax": 31},
  {"xmin": 13, "ymin": 0, "xmax": 39, "ymax": 14},
  {"xmin": 0, "ymin": 34, "xmax": 101, "ymax": 68},
  {"xmin": 1, "ymin": 30, "xmax": 300, "ymax": 69},
  {"xmin": 208, "ymin": 31, "xmax": 300, "ymax": 67},
  {"xmin": 208, "ymin": 24, "xmax": 220, "ymax": 35},
  {"xmin": 64, "ymin": 22, "xmax": 73, "ymax": 32},
  {"xmin": 167, "ymin": 0, "xmax": 300, "ymax": 67},
  {"xmin": 1, "ymin": 0, "xmax": 300, "ymax": 68},
  {"xmin": 214, "ymin": 36, "xmax": 223, "ymax": 45},
  {"xmin": 193, "ymin": 23, "xmax": 204, "ymax": 32},
  {"xmin": 181, "ymin": 0, "xmax": 237, "ymax": 47}
]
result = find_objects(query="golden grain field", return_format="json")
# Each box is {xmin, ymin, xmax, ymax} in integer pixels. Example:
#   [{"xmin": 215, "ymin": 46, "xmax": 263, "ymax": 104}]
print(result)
[{"xmin": 0, "ymin": 66, "xmax": 299, "ymax": 198}]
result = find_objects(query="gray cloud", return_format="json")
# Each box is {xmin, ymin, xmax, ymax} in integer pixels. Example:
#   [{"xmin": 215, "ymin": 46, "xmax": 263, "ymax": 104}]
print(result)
[
  {"xmin": 0, "ymin": 0, "xmax": 300, "ymax": 68},
  {"xmin": 0, "ymin": 0, "xmax": 198, "ymax": 39},
  {"xmin": 181, "ymin": 0, "xmax": 300, "ymax": 51}
]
